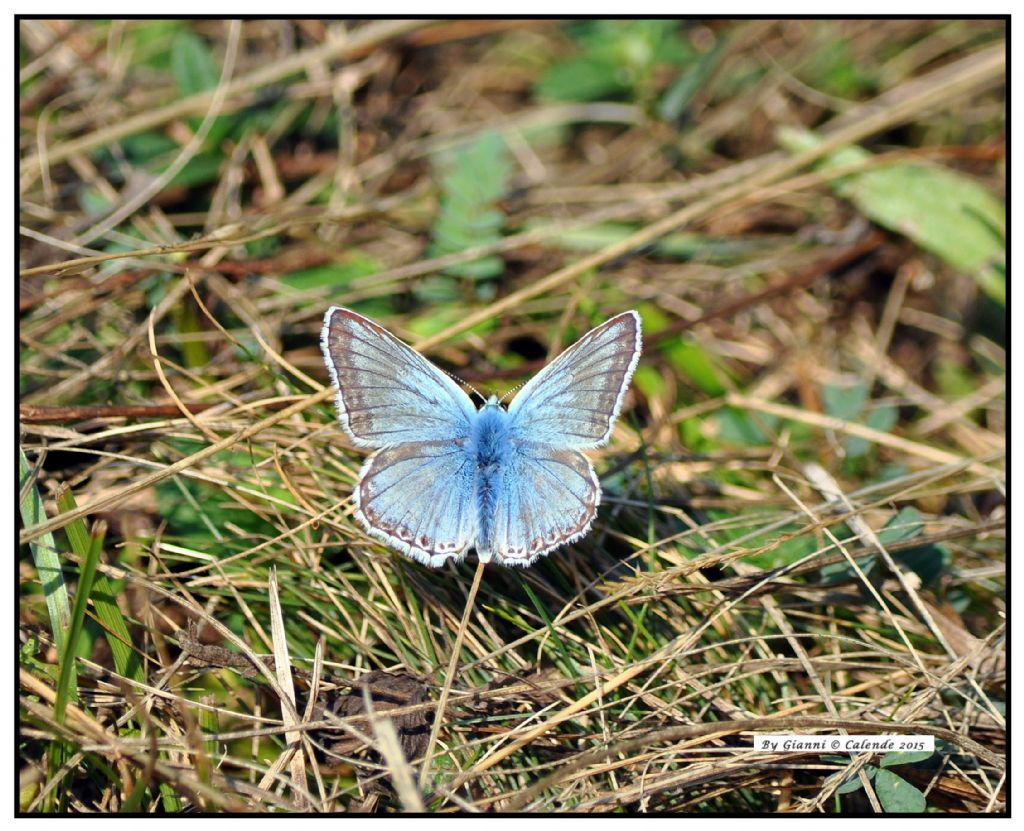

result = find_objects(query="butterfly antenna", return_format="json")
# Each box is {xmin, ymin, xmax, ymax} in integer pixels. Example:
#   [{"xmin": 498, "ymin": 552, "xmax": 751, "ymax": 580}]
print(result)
[
  {"xmin": 498, "ymin": 380, "xmax": 525, "ymax": 405},
  {"xmin": 440, "ymin": 366, "xmax": 486, "ymax": 406}
]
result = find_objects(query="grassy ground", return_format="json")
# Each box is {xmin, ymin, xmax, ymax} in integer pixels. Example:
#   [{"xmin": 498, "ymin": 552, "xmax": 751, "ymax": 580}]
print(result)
[{"xmin": 19, "ymin": 19, "xmax": 1005, "ymax": 813}]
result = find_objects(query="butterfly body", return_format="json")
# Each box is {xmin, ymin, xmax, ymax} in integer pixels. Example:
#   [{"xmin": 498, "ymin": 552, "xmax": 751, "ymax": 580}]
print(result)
[
  {"xmin": 322, "ymin": 308, "xmax": 641, "ymax": 568},
  {"xmin": 469, "ymin": 398, "xmax": 510, "ymax": 558}
]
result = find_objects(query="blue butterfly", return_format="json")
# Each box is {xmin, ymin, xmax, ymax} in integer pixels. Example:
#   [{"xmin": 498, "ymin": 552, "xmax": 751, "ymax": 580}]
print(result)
[{"xmin": 321, "ymin": 308, "xmax": 641, "ymax": 568}]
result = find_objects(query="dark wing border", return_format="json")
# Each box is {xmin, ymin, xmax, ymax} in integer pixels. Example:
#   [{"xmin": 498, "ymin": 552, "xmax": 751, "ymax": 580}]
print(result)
[
  {"xmin": 507, "ymin": 311, "xmax": 642, "ymax": 448},
  {"xmin": 320, "ymin": 307, "xmax": 476, "ymax": 448}
]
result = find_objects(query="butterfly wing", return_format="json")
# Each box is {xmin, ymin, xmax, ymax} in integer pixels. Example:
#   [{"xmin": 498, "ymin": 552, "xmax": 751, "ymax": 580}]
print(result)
[
  {"xmin": 321, "ymin": 307, "xmax": 477, "ymax": 448},
  {"xmin": 354, "ymin": 440, "xmax": 477, "ymax": 566},
  {"xmin": 506, "ymin": 311, "xmax": 642, "ymax": 449},
  {"xmin": 484, "ymin": 446, "xmax": 600, "ymax": 567},
  {"xmin": 487, "ymin": 311, "xmax": 641, "ymax": 565},
  {"xmin": 321, "ymin": 307, "xmax": 479, "ymax": 565}
]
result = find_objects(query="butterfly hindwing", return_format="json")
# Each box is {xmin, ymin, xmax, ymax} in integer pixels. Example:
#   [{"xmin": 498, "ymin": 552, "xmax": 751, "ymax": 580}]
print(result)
[
  {"xmin": 354, "ymin": 440, "xmax": 477, "ymax": 566},
  {"xmin": 321, "ymin": 307, "xmax": 476, "ymax": 448},
  {"xmin": 486, "ymin": 446, "xmax": 600, "ymax": 567},
  {"xmin": 507, "ymin": 311, "xmax": 641, "ymax": 449}
]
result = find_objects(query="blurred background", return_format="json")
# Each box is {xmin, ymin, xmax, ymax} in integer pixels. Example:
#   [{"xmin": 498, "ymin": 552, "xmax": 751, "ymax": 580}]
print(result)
[{"xmin": 19, "ymin": 19, "xmax": 1005, "ymax": 814}]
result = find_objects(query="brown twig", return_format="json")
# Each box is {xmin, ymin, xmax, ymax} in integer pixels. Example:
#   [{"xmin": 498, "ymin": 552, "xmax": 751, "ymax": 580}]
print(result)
[{"xmin": 19, "ymin": 403, "xmax": 224, "ymax": 423}]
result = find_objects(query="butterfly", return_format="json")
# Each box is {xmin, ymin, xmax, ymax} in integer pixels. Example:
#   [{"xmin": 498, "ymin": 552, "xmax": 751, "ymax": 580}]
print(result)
[{"xmin": 320, "ymin": 308, "xmax": 641, "ymax": 568}]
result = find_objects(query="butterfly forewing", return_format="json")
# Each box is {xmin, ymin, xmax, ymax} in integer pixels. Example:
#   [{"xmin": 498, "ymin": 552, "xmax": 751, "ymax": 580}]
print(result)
[
  {"xmin": 507, "ymin": 311, "xmax": 641, "ymax": 449},
  {"xmin": 355, "ymin": 441, "xmax": 477, "ymax": 566},
  {"xmin": 321, "ymin": 307, "xmax": 476, "ymax": 448}
]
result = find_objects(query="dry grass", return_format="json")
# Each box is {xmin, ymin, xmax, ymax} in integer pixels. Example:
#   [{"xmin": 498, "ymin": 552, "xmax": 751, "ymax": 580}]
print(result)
[{"xmin": 19, "ymin": 19, "xmax": 1004, "ymax": 813}]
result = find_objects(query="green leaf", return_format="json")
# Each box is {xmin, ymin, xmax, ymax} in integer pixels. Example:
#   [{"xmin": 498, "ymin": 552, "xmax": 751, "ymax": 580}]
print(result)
[
  {"xmin": 161, "ymin": 152, "xmax": 224, "ymax": 188},
  {"xmin": 878, "ymin": 507, "xmax": 924, "ymax": 545},
  {"xmin": 875, "ymin": 768, "xmax": 927, "ymax": 812},
  {"xmin": 975, "ymin": 259, "xmax": 1006, "ymax": 306},
  {"xmin": 171, "ymin": 31, "xmax": 219, "ymax": 97},
  {"xmin": 635, "ymin": 303, "xmax": 670, "ymax": 333},
  {"xmin": 822, "ymin": 381, "xmax": 868, "ymax": 421},
  {"xmin": 19, "ymin": 447, "xmax": 71, "ymax": 660},
  {"xmin": 120, "ymin": 131, "xmax": 179, "ymax": 163},
  {"xmin": 848, "ymin": 404, "xmax": 897, "ymax": 458},
  {"xmin": 834, "ymin": 765, "xmax": 877, "ymax": 794},
  {"xmin": 821, "ymin": 382, "xmax": 898, "ymax": 458},
  {"xmin": 411, "ymin": 275, "xmax": 462, "ymax": 303},
  {"xmin": 280, "ymin": 252, "xmax": 383, "ymax": 291},
  {"xmin": 821, "ymin": 551, "xmax": 874, "ymax": 583},
  {"xmin": 169, "ymin": 31, "xmax": 233, "ymax": 150},
  {"xmin": 658, "ymin": 36, "xmax": 726, "ymax": 120},
  {"xmin": 715, "ymin": 406, "xmax": 778, "ymax": 446},
  {"xmin": 933, "ymin": 359, "xmax": 977, "ymax": 398},
  {"xmin": 822, "ymin": 508, "xmax": 923, "ymax": 583},
  {"xmin": 678, "ymin": 417, "xmax": 706, "ymax": 452},
  {"xmin": 79, "ymin": 186, "xmax": 113, "ymax": 216},
  {"xmin": 632, "ymin": 365, "xmax": 665, "ymax": 399},
  {"xmin": 741, "ymin": 527, "xmax": 819, "ymax": 570},
  {"xmin": 131, "ymin": 20, "xmax": 188, "ymax": 70},
  {"xmin": 536, "ymin": 20, "xmax": 693, "ymax": 104},
  {"xmin": 20, "ymin": 638, "xmax": 59, "ymax": 683},
  {"xmin": 801, "ymin": 36, "xmax": 877, "ymax": 98},
  {"xmin": 405, "ymin": 307, "xmax": 497, "ymax": 340},
  {"xmin": 427, "ymin": 133, "xmax": 512, "ymax": 286},
  {"xmin": 536, "ymin": 54, "xmax": 628, "ymax": 102},
  {"xmin": 837, "ymin": 161, "xmax": 1004, "ymax": 270},
  {"xmin": 895, "ymin": 543, "xmax": 950, "ymax": 587},
  {"xmin": 880, "ymin": 750, "xmax": 934, "ymax": 768},
  {"xmin": 524, "ymin": 219, "xmax": 771, "ymax": 262},
  {"xmin": 778, "ymin": 128, "xmax": 1005, "ymax": 305},
  {"xmin": 664, "ymin": 340, "xmax": 726, "ymax": 396}
]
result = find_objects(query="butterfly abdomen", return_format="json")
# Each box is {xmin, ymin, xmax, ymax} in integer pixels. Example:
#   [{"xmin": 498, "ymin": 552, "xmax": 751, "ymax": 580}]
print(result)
[{"xmin": 471, "ymin": 403, "xmax": 512, "ymax": 560}]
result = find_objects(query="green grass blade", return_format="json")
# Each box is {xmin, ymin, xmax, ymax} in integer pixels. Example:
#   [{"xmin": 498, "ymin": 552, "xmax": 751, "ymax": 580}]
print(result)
[
  {"xmin": 55, "ymin": 486, "xmax": 144, "ymax": 683},
  {"xmin": 159, "ymin": 780, "xmax": 183, "ymax": 812},
  {"xmin": 520, "ymin": 578, "xmax": 579, "ymax": 680},
  {"xmin": 19, "ymin": 447, "xmax": 70, "ymax": 659},
  {"xmin": 118, "ymin": 779, "xmax": 147, "ymax": 814},
  {"xmin": 44, "ymin": 520, "xmax": 104, "ymax": 812},
  {"xmin": 53, "ymin": 521, "xmax": 106, "ymax": 725}
]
